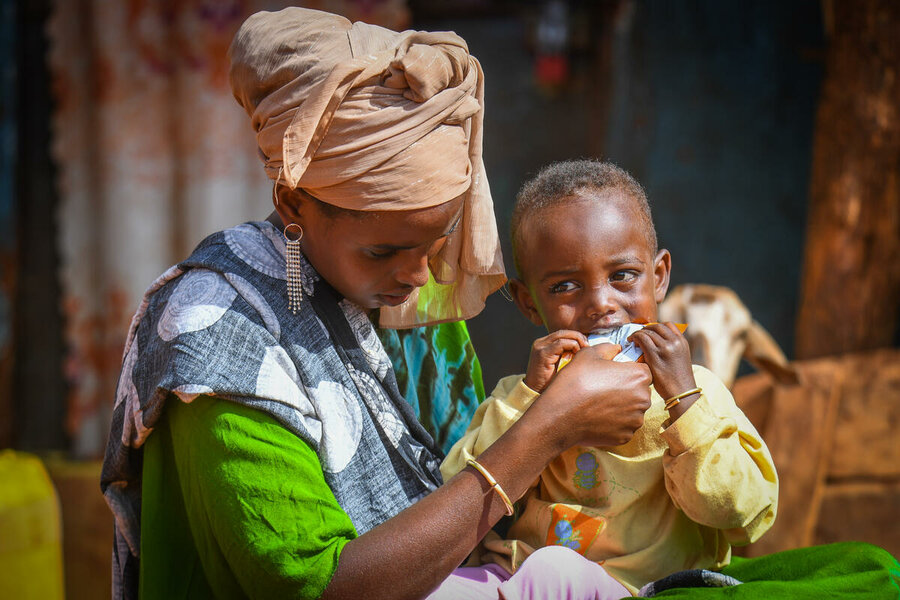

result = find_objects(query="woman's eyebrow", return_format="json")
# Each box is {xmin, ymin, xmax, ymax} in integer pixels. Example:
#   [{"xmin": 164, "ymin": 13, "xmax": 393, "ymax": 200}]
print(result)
[{"xmin": 368, "ymin": 217, "xmax": 463, "ymax": 251}]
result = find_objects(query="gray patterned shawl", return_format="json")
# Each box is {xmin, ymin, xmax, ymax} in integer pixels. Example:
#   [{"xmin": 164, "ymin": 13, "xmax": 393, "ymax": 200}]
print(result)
[{"xmin": 101, "ymin": 221, "xmax": 443, "ymax": 600}]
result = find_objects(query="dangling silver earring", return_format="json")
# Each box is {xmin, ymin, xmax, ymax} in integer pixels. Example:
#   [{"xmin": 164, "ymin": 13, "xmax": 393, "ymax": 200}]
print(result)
[{"xmin": 284, "ymin": 223, "xmax": 304, "ymax": 314}]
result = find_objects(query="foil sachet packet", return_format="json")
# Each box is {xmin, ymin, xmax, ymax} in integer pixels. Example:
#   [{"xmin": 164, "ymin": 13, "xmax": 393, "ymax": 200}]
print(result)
[{"xmin": 557, "ymin": 323, "xmax": 687, "ymax": 370}]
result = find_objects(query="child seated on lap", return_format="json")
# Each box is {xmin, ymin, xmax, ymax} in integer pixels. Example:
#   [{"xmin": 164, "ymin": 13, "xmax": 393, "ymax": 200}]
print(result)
[{"xmin": 441, "ymin": 159, "xmax": 779, "ymax": 597}]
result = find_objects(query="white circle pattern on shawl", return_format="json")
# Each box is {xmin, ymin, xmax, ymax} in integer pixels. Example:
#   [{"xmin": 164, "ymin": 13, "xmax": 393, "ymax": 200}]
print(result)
[
  {"xmin": 347, "ymin": 364, "xmax": 406, "ymax": 447},
  {"xmin": 309, "ymin": 380, "xmax": 363, "ymax": 473},
  {"xmin": 340, "ymin": 299, "xmax": 392, "ymax": 380},
  {"xmin": 171, "ymin": 384, "xmax": 215, "ymax": 403},
  {"xmin": 157, "ymin": 270, "xmax": 237, "ymax": 342},
  {"xmin": 255, "ymin": 345, "xmax": 322, "ymax": 443},
  {"xmin": 225, "ymin": 223, "xmax": 286, "ymax": 280},
  {"xmin": 223, "ymin": 272, "xmax": 281, "ymax": 342}
]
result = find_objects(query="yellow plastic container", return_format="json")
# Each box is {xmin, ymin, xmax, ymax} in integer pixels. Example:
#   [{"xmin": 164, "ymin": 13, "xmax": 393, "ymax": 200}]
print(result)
[{"xmin": 0, "ymin": 450, "xmax": 65, "ymax": 599}]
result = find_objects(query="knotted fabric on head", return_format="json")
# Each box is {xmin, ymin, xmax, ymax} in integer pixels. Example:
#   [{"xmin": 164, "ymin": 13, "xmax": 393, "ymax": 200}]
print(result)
[{"xmin": 229, "ymin": 7, "xmax": 506, "ymax": 328}]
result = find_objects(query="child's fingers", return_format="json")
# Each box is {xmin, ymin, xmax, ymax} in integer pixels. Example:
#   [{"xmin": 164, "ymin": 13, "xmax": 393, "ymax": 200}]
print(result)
[
  {"xmin": 547, "ymin": 336, "xmax": 585, "ymax": 357},
  {"xmin": 664, "ymin": 321, "xmax": 684, "ymax": 336},
  {"xmin": 629, "ymin": 328, "xmax": 662, "ymax": 353},
  {"xmin": 635, "ymin": 322, "xmax": 676, "ymax": 340},
  {"xmin": 552, "ymin": 329, "xmax": 590, "ymax": 348}
]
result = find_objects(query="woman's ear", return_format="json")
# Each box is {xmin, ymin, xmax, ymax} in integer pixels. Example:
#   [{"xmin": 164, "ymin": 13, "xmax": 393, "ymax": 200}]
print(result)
[
  {"xmin": 509, "ymin": 278, "xmax": 545, "ymax": 327},
  {"xmin": 653, "ymin": 249, "xmax": 672, "ymax": 304},
  {"xmin": 273, "ymin": 185, "xmax": 307, "ymax": 229}
]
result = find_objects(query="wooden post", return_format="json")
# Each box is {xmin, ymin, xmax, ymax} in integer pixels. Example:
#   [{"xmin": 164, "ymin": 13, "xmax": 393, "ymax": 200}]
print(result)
[{"xmin": 795, "ymin": 0, "xmax": 900, "ymax": 359}]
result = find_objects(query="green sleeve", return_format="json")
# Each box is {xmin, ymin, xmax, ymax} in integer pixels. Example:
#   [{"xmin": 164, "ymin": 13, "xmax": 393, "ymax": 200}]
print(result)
[{"xmin": 140, "ymin": 395, "xmax": 357, "ymax": 600}]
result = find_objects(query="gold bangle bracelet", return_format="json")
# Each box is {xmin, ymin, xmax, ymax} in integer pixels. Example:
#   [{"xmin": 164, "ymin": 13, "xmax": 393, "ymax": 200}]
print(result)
[
  {"xmin": 466, "ymin": 459, "xmax": 514, "ymax": 516},
  {"xmin": 664, "ymin": 386, "xmax": 702, "ymax": 411}
]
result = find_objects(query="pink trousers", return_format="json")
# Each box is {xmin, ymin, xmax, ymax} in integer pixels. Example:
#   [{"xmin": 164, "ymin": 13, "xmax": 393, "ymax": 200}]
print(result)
[{"xmin": 425, "ymin": 546, "xmax": 631, "ymax": 600}]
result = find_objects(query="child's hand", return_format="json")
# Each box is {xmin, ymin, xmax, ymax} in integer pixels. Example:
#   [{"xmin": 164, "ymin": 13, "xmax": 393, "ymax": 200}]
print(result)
[
  {"xmin": 523, "ymin": 330, "xmax": 586, "ymax": 393},
  {"xmin": 629, "ymin": 322, "xmax": 698, "ymax": 411}
]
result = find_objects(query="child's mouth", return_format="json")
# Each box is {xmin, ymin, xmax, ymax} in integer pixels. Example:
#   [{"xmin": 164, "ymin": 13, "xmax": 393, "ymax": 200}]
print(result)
[{"xmin": 588, "ymin": 325, "xmax": 623, "ymax": 336}]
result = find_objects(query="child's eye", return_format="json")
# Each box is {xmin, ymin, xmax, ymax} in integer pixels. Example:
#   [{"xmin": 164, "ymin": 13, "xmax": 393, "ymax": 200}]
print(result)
[
  {"xmin": 610, "ymin": 270, "xmax": 638, "ymax": 283},
  {"xmin": 549, "ymin": 281, "xmax": 578, "ymax": 294}
]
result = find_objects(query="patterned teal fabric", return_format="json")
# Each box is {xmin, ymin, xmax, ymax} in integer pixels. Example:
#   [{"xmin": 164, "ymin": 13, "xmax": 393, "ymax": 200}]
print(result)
[{"xmin": 378, "ymin": 321, "xmax": 485, "ymax": 455}]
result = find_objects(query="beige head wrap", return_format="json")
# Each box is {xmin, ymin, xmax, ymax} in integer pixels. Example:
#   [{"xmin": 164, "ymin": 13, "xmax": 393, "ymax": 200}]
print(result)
[{"xmin": 229, "ymin": 7, "xmax": 506, "ymax": 328}]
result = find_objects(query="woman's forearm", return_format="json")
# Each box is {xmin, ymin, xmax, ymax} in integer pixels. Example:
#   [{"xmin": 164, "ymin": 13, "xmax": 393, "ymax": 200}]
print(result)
[{"xmin": 320, "ymin": 408, "xmax": 562, "ymax": 600}]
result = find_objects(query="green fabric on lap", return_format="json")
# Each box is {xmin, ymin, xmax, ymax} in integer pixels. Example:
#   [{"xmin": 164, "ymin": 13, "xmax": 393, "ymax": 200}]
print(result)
[{"xmin": 649, "ymin": 542, "xmax": 900, "ymax": 599}]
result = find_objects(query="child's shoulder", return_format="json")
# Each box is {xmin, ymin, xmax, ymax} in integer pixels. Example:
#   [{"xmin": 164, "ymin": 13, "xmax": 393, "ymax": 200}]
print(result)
[
  {"xmin": 690, "ymin": 364, "xmax": 729, "ymax": 392},
  {"xmin": 487, "ymin": 373, "xmax": 531, "ymax": 398}
]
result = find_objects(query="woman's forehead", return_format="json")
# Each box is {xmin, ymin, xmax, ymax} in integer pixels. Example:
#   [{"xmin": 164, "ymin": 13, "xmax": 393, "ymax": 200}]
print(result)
[{"xmin": 343, "ymin": 195, "xmax": 464, "ymax": 245}]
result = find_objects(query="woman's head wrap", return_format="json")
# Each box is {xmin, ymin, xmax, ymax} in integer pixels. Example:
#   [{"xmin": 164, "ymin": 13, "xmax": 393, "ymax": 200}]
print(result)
[{"xmin": 229, "ymin": 8, "xmax": 506, "ymax": 328}]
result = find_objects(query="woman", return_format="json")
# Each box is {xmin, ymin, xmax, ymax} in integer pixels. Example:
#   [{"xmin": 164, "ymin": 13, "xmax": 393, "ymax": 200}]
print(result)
[{"xmin": 100, "ymin": 8, "xmax": 653, "ymax": 599}]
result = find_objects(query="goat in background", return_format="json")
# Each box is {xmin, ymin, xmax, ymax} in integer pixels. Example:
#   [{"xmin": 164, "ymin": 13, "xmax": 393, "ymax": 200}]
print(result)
[{"xmin": 658, "ymin": 284, "xmax": 798, "ymax": 388}]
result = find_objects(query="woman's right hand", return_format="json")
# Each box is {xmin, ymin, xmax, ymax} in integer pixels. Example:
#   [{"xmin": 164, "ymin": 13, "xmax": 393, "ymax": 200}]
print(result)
[{"xmin": 526, "ymin": 343, "xmax": 653, "ymax": 450}]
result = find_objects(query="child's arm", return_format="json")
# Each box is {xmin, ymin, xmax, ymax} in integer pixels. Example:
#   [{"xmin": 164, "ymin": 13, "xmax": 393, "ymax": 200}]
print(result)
[
  {"xmin": 659, "ymin": 366, "xmax": 778, "ymax": 545},
  {"xmin": 632, "ymin": 323, "xmax": 778, "ymax": 544}
]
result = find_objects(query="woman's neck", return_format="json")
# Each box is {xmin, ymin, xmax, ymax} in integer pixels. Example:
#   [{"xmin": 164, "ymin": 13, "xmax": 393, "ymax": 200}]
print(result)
[{"xmin": 266, "ymin": 211, "xmax": 284, "ymax": 230}]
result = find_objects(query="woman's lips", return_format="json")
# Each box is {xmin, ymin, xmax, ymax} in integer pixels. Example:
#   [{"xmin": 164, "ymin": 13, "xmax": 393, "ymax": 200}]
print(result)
[{"xmin": 377, "ymin": 292, "xmax": 411, "ymax": 306}]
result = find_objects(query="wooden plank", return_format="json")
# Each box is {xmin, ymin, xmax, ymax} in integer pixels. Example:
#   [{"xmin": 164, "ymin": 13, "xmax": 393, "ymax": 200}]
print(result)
[
  {"xmin": 740, "ymin": 360, "xmax": 842, "ymax": 557},
  {"xmin": 814, "ymin": 480, "xmax": 900, "ymax": 559},
  {"xmin": 827, "ymin": 349, "xmax": 900, "ymax": 479}
]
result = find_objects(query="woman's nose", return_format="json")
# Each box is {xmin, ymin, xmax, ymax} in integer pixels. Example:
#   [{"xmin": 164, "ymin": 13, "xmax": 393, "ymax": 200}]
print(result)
[{"xmin": 395, "ymin": 251, "xmax": 431, "ymax": 288}]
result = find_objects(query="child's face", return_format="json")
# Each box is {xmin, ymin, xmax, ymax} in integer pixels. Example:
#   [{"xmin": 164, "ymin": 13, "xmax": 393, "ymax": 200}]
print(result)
[{"xmin": 511, "ymin": 192, "xmax": 671, "ymax": 335}]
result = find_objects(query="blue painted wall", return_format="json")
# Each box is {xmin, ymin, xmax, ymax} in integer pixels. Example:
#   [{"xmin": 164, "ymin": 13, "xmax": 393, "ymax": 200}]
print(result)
[
  {"xmin": 0, "ymin": 0, "xmax": 14, "ymax": 354},
  {"xmin": 605, "ymin": 1, "xmax": 823, "ymax": 364}
]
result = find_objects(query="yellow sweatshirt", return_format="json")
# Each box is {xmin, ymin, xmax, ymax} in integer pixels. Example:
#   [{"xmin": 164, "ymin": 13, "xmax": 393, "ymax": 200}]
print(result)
[{"xmin": 441, "ymin": 365, "xmax": 778, "ymax": 595}]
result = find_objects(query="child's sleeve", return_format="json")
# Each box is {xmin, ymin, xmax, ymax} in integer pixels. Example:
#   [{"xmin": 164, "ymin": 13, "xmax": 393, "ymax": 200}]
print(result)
[
  {"xmin": 440, "ymin": 374, "xmax": 540, "ymax": 482},
  {"xmin": 660, "ymin": 365, "xmax": 779, "ymax": 546}
]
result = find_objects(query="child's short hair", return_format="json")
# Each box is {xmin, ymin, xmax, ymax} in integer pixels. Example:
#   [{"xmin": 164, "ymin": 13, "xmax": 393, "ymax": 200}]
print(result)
[{"xmin": 511, "ymin": 160, "xmax": 657, "ymax": 275}]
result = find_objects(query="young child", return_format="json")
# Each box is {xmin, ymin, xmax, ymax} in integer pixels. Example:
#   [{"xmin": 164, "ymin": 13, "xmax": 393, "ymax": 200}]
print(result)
[{"xmin": 441, "ymin": 160, "xmax": 778, "ymax": 596}]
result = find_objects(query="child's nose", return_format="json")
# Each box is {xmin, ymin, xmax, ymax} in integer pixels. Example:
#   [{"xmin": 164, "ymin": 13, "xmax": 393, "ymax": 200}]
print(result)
[{"xmin": 586, "ymin": 285, "xmax": 617, "ymax": 317}]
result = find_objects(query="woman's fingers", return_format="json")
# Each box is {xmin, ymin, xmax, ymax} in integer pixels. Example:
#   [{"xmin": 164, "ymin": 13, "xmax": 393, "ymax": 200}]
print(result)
[{"xmin": 592, "ymin": 342, "xmax": 621, "ymax": 361}]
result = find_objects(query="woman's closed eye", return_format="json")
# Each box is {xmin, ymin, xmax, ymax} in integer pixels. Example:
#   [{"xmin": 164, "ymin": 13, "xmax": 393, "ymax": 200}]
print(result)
[{"xmin": 365, "ymin": 248, "xmax": 398, "ymax": 259}]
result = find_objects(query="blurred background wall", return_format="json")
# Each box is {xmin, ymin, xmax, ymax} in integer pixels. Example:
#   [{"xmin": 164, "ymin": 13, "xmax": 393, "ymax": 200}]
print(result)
[{"xmin": 4, "ymin": 0, "xmax": 830, "ymax": 455}]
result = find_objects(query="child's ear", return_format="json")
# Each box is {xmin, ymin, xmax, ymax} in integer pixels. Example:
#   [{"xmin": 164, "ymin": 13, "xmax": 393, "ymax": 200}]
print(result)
[
  {"xmin": 509, "ymin": 278, "xmax": 545, "ymax": 327},
  {"xmin": 653, "ymin": 249, "xmax": 672, "ymax": 304}
]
